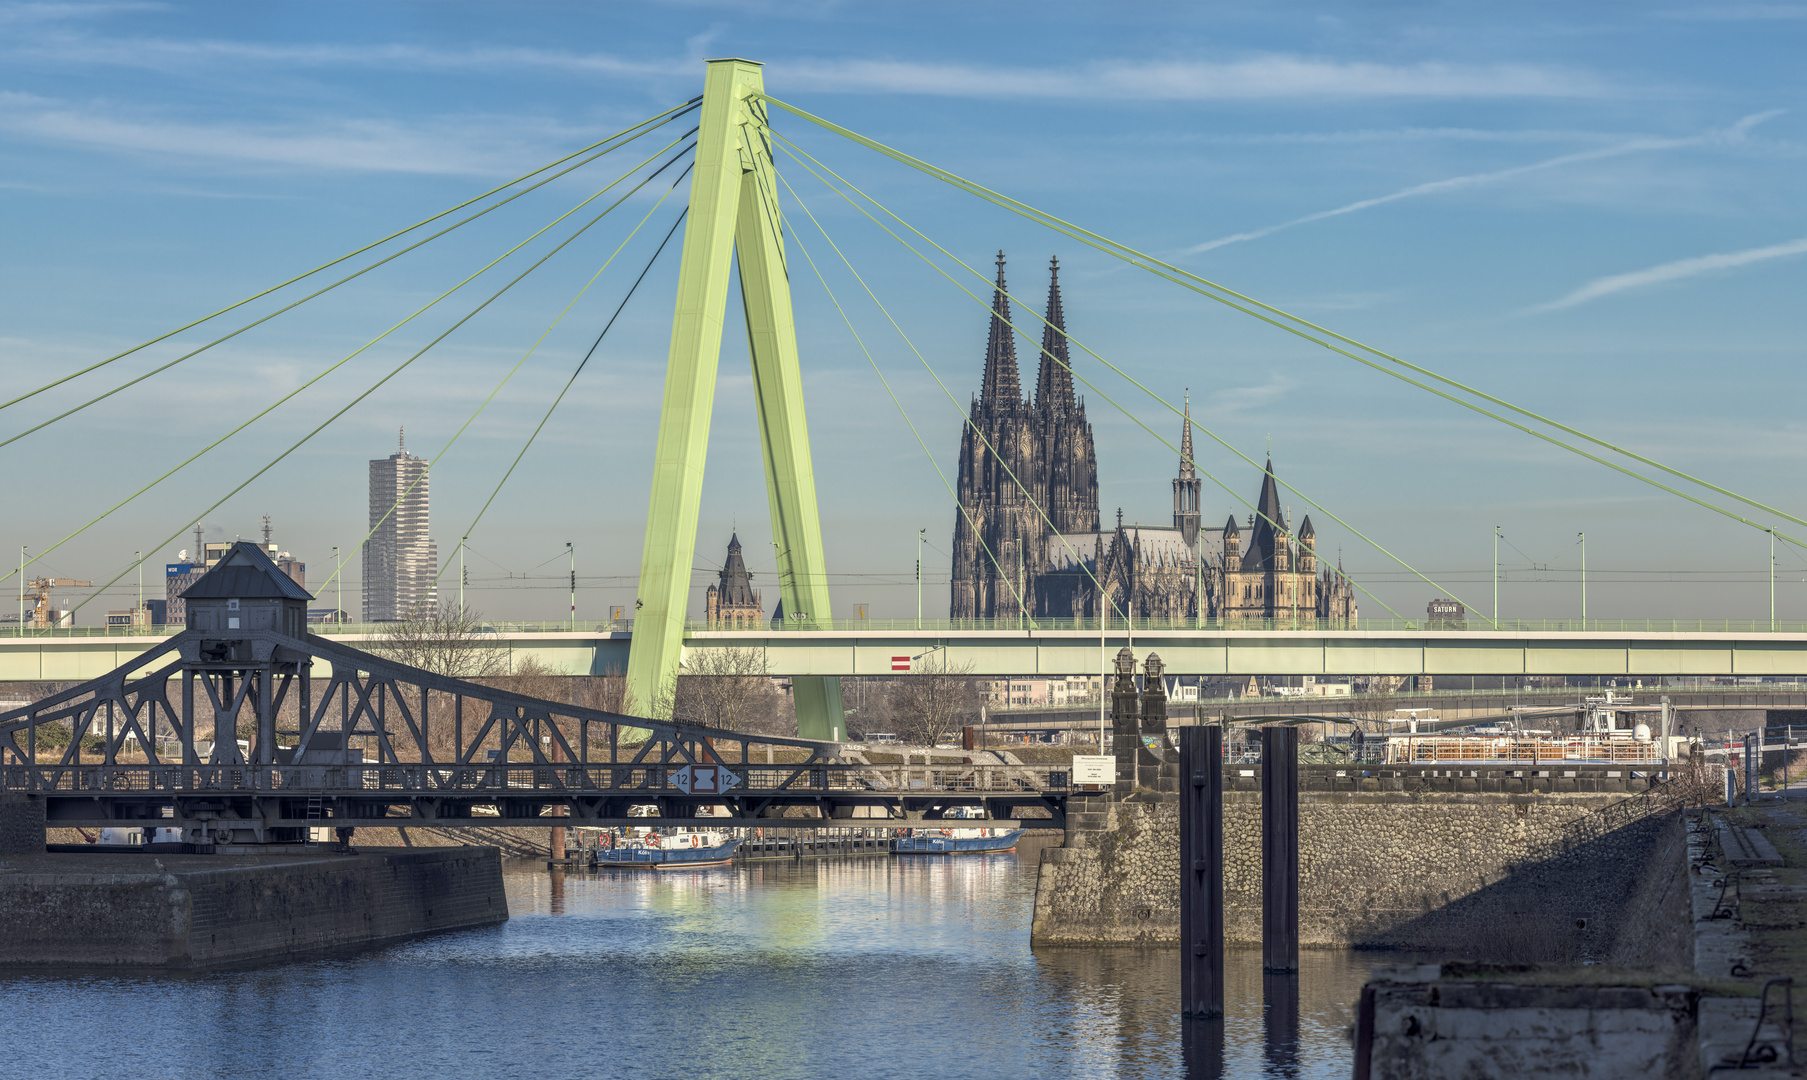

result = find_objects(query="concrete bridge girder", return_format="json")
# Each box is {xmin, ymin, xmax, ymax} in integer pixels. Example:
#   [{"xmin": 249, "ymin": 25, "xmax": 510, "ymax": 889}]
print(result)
[{"xmin": 8, "ymin": 629, "xmax": 1807, "ymax": 682}]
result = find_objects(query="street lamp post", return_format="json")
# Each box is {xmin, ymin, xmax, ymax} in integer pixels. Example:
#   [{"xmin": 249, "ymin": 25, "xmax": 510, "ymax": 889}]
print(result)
[
  {"xmin": 459, "ymin": 537, "xmax": 467, "ymax": 613},
  {"xmin": 568, "ymin": 542, "xmax": 576, "ymax": 631},
  {"xmin": 135, "ymin": 551, "xmax": 142, "ymax": 627},
  {"xmin": 333, "ymin": 547, "xmax": 342, "ymax": 627},
  {"xmin": 916, "ymin": 528, "xmax": 924, "ymax": 630},
  {"xmin": 1579, "ymin": 532, "xmax": 1586, "ymax": 625},
  {"xmin": 1770, "ymin": 528, "xmax": 1777, "ymax": 631},
  {"xmin": 1493, "ymin": 526, "xmax": 1501, "ymax": 625}
]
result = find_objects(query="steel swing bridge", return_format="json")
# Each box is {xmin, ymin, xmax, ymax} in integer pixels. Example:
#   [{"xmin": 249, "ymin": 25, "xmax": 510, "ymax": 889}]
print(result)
[
  {"xmin": 0, "ymin": 552, "xmax": 1073, "ymax": 839},
  {"xmin": 4, "ymin": 57, "xmax": 1806, "ymax": 814}
]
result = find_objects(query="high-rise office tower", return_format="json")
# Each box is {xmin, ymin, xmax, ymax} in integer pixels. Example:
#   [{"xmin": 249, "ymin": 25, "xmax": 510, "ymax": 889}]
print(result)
[{"xmin": 364, "ymin": 429, "xmax": 438, "ymax": 622}]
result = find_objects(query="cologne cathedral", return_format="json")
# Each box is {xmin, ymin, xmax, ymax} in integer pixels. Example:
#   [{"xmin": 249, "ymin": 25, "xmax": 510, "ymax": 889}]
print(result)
[{"xmin": 949, "ymin": 253, "xmax": 1357, "ymax": 625}]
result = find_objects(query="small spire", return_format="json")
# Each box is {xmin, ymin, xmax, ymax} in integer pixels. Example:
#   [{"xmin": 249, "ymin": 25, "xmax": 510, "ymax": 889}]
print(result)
[
  {"xmin": 399, "ymin": 426, "xmax": 405, "ymax": 453},
  {"xmin": 1178, "ymin": 392, "xmax": 1196, "ymax": 479}
]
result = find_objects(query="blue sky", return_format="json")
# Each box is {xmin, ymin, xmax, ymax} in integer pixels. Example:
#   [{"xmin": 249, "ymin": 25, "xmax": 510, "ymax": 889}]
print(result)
[{"xmin": 4, "ymin": 0, "xmax": 1807, "ymax": 626}]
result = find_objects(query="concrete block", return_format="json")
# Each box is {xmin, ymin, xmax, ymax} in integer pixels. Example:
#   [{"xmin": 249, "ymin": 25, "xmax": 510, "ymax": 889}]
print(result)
[{"xmin": 0, "ymin": 846, "xmax": 507, "ymax": 967}]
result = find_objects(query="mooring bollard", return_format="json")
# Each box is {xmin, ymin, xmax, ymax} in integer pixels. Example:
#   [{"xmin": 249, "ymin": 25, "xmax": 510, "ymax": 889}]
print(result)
[
  {"xmin": 1179, "ymin": 724, "xmax": 1224, "ymax": 1019},
  {"xmin": 1261, "ymin": 725, "xmax": 1299, "ymax": 973}
]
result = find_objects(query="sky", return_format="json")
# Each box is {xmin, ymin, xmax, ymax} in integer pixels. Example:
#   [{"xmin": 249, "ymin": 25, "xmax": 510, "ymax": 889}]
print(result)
[{"xmin": 4, "ymin": 0, "xmax": 1807, "ymax": 627}]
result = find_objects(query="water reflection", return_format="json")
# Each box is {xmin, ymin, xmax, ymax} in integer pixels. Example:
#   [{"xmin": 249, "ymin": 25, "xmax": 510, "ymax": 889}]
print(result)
[
  {"xmin": 1263, "ymin": 972, "xmax": 1300, "ymax": 1077},
  {"xmin": 2, "ymin": 848, "xmax": 1387, "ymax": 1079}
]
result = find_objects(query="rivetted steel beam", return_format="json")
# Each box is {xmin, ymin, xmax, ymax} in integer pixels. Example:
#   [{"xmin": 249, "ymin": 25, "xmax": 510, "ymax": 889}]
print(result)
[
  {"xmin": 1180, "ymin": 724, "xmax": 1224, "ymax": 1019},
  {"xmin": 1260, "ymin": 725, "xmax": 1299, "ymax": 973}
]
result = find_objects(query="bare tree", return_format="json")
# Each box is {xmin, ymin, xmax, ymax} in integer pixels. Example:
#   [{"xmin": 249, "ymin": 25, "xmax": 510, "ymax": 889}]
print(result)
[
  {"xmin": 674, "ymin": 647, "xmax": 794, "ymax": 735},
  {"xmin": 888, "ymin": 653, "xmax": 982, "ymax": 747},
  {"xmin": 368, "ymin": 605, "xmax": 506, "ymax": 680}
]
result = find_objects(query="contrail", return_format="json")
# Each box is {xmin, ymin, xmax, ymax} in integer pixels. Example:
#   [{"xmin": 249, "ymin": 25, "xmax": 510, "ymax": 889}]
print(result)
[
  {"xmin": 1180, "ymin": 111, "xmax": 1783, "ymax": 256},
  {"xmin": 1532, "ymin": 235, "xmax": 1807, "ymax": 312}
]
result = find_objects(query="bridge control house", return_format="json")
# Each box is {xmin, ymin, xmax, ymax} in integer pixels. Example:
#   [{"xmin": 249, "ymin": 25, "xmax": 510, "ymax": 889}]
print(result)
[{"xmin": 179, "ymin": 541, "xmax": 313, "ymax": 666}]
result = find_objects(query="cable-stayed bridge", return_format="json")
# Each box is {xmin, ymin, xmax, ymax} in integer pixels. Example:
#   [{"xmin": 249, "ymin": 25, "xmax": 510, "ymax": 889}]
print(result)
[{"xmin": 5, "ymin": 59, "xmax": 1804, "ymax": 751}]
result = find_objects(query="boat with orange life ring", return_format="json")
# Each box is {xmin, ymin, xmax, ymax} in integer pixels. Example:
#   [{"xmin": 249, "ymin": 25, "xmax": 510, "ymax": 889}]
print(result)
[{"xmin": 587, "ymin": 827, "xmax": 741, "ymax": 869}]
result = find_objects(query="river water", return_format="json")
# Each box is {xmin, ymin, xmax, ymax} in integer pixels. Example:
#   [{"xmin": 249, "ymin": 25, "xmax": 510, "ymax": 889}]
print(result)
[{"xmin": 4, "ymin": 840, "xmax": 1391, "ymax": 1079}]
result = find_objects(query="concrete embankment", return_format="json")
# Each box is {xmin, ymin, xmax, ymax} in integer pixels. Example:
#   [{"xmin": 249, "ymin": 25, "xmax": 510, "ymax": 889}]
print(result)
[
  {"xmin": 0, "ymin": 846, "xmax": 507, "ymax": 968},
  {"xmin": 1032, "ymin": 787, "xmax": 1675, "ymax": 955}
]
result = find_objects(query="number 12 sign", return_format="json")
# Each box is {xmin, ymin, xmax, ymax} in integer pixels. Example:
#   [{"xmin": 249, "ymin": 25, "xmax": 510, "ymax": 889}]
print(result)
[{"xmin": 673, "ymin": 764, "xmax": 742, "ymax": 795}]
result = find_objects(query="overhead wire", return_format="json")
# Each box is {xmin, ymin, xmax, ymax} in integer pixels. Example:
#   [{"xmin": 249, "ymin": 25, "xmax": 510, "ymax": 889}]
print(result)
[
  {"xmin": 0, "ymin": 111, "xmax": 700, "ymax": 452},
  {"xmin": 316, "ymin": 151, "xmax": 698, "ymax": 598},
  {"xmin": 776, "ymin": 138, "xmax": 1423, "ymax": 623},
  {"xmin": 16, "ymin": 136, "xmax": 697, "ymax": 593},
  {"xmin": 759, "ymin": 94, "xmax": 1807, "ymax": 554},
  {"xmin": 65, "ymin": 143, "xmax": 696, "ymax": 618}
]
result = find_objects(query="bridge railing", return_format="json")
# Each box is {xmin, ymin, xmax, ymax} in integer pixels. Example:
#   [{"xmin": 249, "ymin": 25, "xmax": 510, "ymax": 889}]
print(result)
[
  {"xmin": 13, "ymin": 616, "xmax": 1807, "ymax": 639},
  {"xmin": 0, "ymin": 761, "xmax": 1080, "ymax": 796}
]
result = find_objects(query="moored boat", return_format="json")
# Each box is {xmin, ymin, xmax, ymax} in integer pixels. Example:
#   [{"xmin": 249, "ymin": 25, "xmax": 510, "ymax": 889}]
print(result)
[
  {"xmin": 584, "ymin": 828, "xmax": 742, "ymax": 868},
  {"xmin": 894, "ymin": 827, "xmax": 1024, "ymax": 855}
]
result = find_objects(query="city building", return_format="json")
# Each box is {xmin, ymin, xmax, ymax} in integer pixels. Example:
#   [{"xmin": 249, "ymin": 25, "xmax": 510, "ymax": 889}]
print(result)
[
  {"xmin": 949, "ymin": 252, "xmax": 1357, "ymax": 625},
  {"xmin": 164, "ymin": 518, "xmax": 304, "ymax": 624},
  {"xmin": 983, "ymin": 675, "xmax": 1102, "ymax": 709},
  {"xmin": 703, "ymin": 534, "xmax": 763, "ymax": 628},
  {"xmin": 363, "ymin": 430, "xmax": 438, "ymax": 622}
]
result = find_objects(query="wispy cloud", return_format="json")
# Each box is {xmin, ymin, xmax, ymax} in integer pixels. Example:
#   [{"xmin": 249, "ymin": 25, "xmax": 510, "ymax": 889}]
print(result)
[
  {"xmin": 1208, "ymin": 374, "xmax": 1296, "ymax": 417},
  {"xmin": 0, "ymin": 2, "xmax": 161, "ymax": 25},
  {"xmin": 1655, "ymin": 3, "xmax": 1807, "ymax": 19},
  {"xmin": 1531, "ymin": 236, "xmax": 1807, "ymax": 311},
  {"xmin": 781, "ymin": 56, "xmax": 1613, "ymax": 100},
  {"xmin": 0, "ymin": 90, "xmax": 602, "ymax": 174},
  {"xmin": 1181, "ymin": 111, "xmax": 1784, "ymax": 255},
  {"xmin": 8, "ymin": 36, "xmax": 689, "ymax": 78},
  {"xmin": 9, "ymin": 33, "xmax": 1612, "ymax": 101}
]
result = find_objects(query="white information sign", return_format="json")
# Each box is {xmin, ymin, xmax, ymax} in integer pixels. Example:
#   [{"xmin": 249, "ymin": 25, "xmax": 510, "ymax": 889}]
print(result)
[
  {"xmin": 672, "ymin": 764, "xmax": 742, "ymax": 795},
  {"xmin": 1071, "ymin": 755, "xmax": 1115, "ymax": 784}
]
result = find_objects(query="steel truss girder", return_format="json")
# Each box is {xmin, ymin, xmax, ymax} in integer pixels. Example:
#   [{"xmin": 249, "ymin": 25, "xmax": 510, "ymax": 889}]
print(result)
[{"xmin": 0, "ymin": 628, "xmax": 1073, "ymax": 834}]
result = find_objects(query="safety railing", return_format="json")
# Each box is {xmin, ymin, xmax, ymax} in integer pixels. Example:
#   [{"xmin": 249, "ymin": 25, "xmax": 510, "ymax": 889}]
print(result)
[
  {"xmin": 14, "ymin": 615, "xmax": 1807, "ymax": 640},
  {"xmin": 0, "ymin": 761, "xmax": 1079, "ymax": 796}
]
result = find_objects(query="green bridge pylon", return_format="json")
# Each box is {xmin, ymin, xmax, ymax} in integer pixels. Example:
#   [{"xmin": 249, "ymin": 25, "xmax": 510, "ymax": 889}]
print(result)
[{"xmin": 624, "ymin": 59, "xmax": 845, "ymax": 742}]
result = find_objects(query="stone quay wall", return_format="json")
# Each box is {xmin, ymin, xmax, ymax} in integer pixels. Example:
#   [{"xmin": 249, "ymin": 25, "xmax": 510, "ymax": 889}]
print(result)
[
  {"xmin": 0, "ymin": 846, "xmax": 507, "ymax": 967},
  {"xmin": 1032, "ymin": 788, "xmax": 1680, "ymax": 960},
  {"xmin": 0, "ymin": 794, "xmax": 45, "ymax": 855}
]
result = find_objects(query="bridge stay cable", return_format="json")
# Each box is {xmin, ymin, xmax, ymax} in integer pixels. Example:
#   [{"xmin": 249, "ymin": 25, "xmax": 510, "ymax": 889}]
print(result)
[
  {"xmin": 776, "ymin": 132, "xmax": 1807, "ymax": 617},
  {"xmin": 777, "ymin": 180, "xmax": 1036, "ymax": 619},
  {"xmin": 741, "ymin": 142, "xmax": 1030, "ymax": 610},
  {"xmin": 441, "ymin": 205, "xmax": 689, "ymax": 597},
  {"xmin": 61, "ymin": 144, "xmax": 697, "ymax": 620},
  {"xmin": 775, "ymin": 140, "xmax": 1428, "ymax": 625},
  {"xmin": 0, "ymin": 99, "xmax": 701, "ymax": 421},
  {"xmin": 760, "ymin": 95, "xmax": 1807, "ymax": 554},
  {"xmin": 775, "ymin": 167, "xmax": 1108, "ymax": 623},
  {"xmin": 11, "ymin": 138, "xmax": 698, "ymax": 596},
  {"xmin": 0, "ymin": 119, "xmax": 697, "ymax": 455},
  {"xmin": 333, "ymin": 161, "xmax": 697, "ymax": 602}
]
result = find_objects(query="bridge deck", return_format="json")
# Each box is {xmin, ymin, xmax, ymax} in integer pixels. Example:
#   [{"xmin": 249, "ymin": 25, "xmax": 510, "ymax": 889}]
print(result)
[{"xmin": 7, "ymin": 625, "xmax": 1807, "ymax": 681}]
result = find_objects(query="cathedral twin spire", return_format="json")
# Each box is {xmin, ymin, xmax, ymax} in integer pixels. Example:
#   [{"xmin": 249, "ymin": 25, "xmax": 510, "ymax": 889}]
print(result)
[{"xmin": 979, "ymin": 252, "xmax": 1080, "ymax": 417}]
